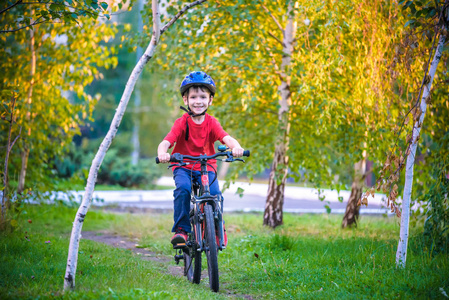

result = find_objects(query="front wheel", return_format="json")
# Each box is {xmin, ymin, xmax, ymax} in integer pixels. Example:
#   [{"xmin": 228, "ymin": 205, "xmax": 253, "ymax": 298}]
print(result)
[{"xmin": 204, "ymin": 204, "xmax": 219, "ymax": 292}]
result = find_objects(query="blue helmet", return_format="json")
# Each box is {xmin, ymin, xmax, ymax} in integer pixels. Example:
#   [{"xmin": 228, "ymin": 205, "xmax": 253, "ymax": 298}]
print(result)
[{"xmin": 180, "ymin": 71, "xmax": 216, "ymax": 96}]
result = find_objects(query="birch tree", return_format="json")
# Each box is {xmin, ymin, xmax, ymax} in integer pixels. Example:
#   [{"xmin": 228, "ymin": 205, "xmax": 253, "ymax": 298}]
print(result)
[
  {"xmin": 1, "ymin": 6, "xmax": 117, "ymax": 214},
  {"xmin": 360, "ymin": 0, "xmax": 449, "ymax": 267},
  {"xmin": 262, "ymin": 2, "xmax": 295, "ymax": 228},
  {"xmin": 396, "ymin": 14, "xmax": 448, "ymax": 268},
  {"xmin": 63, "ymin": 0, "xmax": 207, "ymax": 291}
]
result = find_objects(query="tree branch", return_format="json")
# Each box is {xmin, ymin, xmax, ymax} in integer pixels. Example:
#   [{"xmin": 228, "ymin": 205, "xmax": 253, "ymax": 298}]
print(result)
[
  {"xmin": 9, "ymin": 126, "xmax": 22, "ymax": 152},
  {"xmin": 268, "ymin": 31, "xmax": 285, "ymax": 47},
  {"xmin": 261, "ymin": 4, "xmax": 284, "ymax": 34},
  {"xmin": 0, "ymin": 0, "xmax": 22, "ymax": 15},
  {"xmin": 160, "ymin": 0, "xmax": 208, "ymax": 34},
  {"xmin": 0, "ymin": 18, "xmax": 54, "ymax": 33}
]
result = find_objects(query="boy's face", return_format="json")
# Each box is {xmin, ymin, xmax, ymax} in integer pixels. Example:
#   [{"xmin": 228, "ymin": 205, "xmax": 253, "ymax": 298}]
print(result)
[{"xmin": 183, "ymin": 87, "xmax": 213, "ymax": 115}]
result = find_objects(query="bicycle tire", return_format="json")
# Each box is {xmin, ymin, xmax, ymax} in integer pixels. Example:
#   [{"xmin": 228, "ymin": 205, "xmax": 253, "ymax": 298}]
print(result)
[
  {"xmin": 184, "ymin": 246, "xmax": 201, "ymax": 284},
  {"xmin": 204, "ymin": 204, "xmax": 219, "ymax": 292}
]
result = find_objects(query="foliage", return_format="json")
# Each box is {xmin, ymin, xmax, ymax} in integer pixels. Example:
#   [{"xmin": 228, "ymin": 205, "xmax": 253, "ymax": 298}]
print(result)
[
  {"xmin": 360, "ymin": 0, "xmax": 449, "ymax": 231},
  {"xmin": 0, "ymin": 0, "xmax": 111, "ymax": 33},
  {"xmin": 153, "ymin": 0, "xmax": 411, "ymax": 199},
  {"xmin": 0, "ymin": 190, "xmax": 31, "ymax": 232},
  {"xmin": 2, "ymin": 204, "xmax": 448, "ymax": 298},
  {"xmin": 97, "ymin": 149, "xmax": 161, "ymax": 187},
  {"xmin": 400, "ymin": 0, "xmax": 446, "ymax": 31},
  {"xmin": 0, "ymin": 8, "xmax": 118, "ymax": 193},
  {"xmin": 417, "ymin": 133, "xmax": 449, "ymax": 255}
]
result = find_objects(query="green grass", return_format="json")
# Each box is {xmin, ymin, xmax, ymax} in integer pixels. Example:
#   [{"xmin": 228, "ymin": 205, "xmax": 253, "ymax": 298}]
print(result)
[{"xmin": 1, "ymin": 205, "xmax": 448, "ymax": 299}]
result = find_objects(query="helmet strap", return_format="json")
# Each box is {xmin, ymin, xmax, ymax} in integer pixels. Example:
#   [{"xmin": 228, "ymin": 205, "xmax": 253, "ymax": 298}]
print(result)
[
  {"xmin": 180, "ymin": 106, "xmax": 208, "ymax": 141},
  {"xmin": 179, "ymin": 105, "xmax": 207, "ymax": 117}
]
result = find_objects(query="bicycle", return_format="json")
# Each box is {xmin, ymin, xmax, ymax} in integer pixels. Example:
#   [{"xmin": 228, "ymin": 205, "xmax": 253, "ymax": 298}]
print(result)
[{"xmin": 156, "ymin": 145, "xmax": 250, "ymax": 292}]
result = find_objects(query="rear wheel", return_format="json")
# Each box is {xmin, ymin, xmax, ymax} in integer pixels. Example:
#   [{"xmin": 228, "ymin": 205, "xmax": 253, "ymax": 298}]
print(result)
[
  {"xmin": 204, "ymin": 204, "xmax": 219, "ymax": 292},
  {"xmin": 184, "ymin": 245, "xmax": 201, "ymax": 284}
]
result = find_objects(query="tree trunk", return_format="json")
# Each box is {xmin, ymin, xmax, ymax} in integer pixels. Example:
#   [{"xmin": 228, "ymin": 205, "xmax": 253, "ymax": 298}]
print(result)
[
  {"xmin": 63, "ymin": 0, "xmax": 207, "ymax": 291},
  {"xmin": 1, "ymin": 97, "xmax": 20, "ymax": 226},
  {"xmin": 18, "ymin": 25, "xmax": 36, "ymax": 193},
  {"xmin": 264, "ymin": 146, "xmax": 289, "ymax": 227},
  {"xmin": 131, "ymin": 0, "xmax": 144, "ymax": 166},
  {"xmin": 342, "ymin": 158, "xmax": 366, "ymax": 228},
  {"xmin": 396, "ymin": 27, "xmax": 446, "ymax": 268},
  {"xmin": 263, "ymin": 2, "xmax": 295, "ymax": 228}
]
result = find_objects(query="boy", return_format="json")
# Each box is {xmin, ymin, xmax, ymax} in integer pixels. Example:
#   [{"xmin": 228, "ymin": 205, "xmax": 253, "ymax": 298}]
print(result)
[{"xmin": 157, "ymin": 71, "xmax": 245, "ymax": 245}]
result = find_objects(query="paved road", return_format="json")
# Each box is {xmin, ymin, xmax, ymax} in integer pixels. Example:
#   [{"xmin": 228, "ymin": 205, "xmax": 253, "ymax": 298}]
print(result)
[{"xmin": 55, "ymin": 177, "xmax": 392, "ymax": 215}]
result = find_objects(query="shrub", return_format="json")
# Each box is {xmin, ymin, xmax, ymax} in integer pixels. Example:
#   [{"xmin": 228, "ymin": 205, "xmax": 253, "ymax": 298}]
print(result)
[{"xmin": 54, "ymin": 140, "xmax": 161, "ymax": 188}]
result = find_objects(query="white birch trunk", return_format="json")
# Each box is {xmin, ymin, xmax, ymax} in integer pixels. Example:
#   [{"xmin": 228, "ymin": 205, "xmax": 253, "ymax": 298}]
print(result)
[
  {"xmin": 263, "ymin": 2, "xmax": 295, "ymax": 228},
  {"xmin": 63, "ymin": 0, "xmax": 207, "ymax": 290},
  {"xmin": 64, "ymin": 0, "xmax": 161, "ymax": 290},
  {"xmin": 395, "ymin": 30, "xmax": 446, "ymax": 268},
  {"xmin": 131, "ymin": 0, "xmax": 144, "ymax": 165}
]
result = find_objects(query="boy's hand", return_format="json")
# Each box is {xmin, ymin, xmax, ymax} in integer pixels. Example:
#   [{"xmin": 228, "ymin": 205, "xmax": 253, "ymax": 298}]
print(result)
[
  {"xmin": 158, "ymin": 153, "xmax": 171, "ymax": 163},
  {"xmin": 232, "ymin": 147, "xmax": 244, "ymax": 158}
]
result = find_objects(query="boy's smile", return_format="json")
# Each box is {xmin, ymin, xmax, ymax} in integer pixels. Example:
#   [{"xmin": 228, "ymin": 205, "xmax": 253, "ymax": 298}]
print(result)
[{"xmin": 183, "ymin": 88, "xmax": 213, "ymax": 117}]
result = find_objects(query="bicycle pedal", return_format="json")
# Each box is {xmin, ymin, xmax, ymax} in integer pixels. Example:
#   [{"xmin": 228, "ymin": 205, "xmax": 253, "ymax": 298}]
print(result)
[
  {"xmin": 174, "ymin": 254, "xmax": 183, "ymax": 264},
  {"xmin": 173, "ymin": 243, "xmax": 186, "ymax": 249}
]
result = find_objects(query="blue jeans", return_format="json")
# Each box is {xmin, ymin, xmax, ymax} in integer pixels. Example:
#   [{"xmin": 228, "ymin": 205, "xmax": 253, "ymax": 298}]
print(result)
[{"xmin": 172, "ymin": 167, "xmax": 221, "ymax": 233}]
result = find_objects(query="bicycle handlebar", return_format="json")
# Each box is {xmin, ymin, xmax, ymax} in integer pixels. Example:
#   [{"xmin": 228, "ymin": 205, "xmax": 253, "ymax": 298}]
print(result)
[{"xmin": 155, "ymin": 150, "xmax": 250, "ymax": 164}]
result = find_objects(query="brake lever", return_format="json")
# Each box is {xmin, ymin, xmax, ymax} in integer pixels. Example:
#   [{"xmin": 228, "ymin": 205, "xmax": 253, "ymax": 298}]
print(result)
[
  {"xmin": 234, "ymin": 158, "xmax": 245, "ymax": 163},
  {"xmin": 167, "ymin": 162, "xmax": 186, "ymax": 169}
]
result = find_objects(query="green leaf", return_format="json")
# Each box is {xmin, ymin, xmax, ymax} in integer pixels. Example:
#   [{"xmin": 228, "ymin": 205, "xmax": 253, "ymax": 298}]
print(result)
[
  {"xmin": 236, "ymin": 187, "xmax": 245, "ymax": 198},
  {"xmin": 404, "ymin": 19, "xmax": 415, "ymax": 27},
  {"xmin": 49, "ymin": 3, "xmax": 59, "ymax": 11},
  {"xmin": 100, "ymin": 2, "xmax": 108, "ymax": 10}
]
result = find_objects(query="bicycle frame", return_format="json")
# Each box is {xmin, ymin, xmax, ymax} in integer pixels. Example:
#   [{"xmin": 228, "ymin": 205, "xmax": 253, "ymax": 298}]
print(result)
[
  {"xmin": 190, "ymin": 161, "xmax": 225, "ymax": 251},
  {"xmin": 156, "ymin": 148, "xmax": 250, "ymax": 292}
]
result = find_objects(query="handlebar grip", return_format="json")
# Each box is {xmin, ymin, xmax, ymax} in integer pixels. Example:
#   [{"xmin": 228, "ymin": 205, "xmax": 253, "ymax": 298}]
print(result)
[
  {"xmin": 156, "ymin": 154, "xmax": 179, "ymax": 164},
  {"xmin": 243, "ymin": 150, "xmax": 250, "ymax": 157}
]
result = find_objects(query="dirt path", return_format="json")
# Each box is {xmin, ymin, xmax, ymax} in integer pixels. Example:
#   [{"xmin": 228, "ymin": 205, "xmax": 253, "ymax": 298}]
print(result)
[
  {"xmin": 81, "ymin": 230, "xmax": 254, "ymax": 299},
  {"xmin": 81, "ymin": 231, "xmax": 181, "ymax": 277}
]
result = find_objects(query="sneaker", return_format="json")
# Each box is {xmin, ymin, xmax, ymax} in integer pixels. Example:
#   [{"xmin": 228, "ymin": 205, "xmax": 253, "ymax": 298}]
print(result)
[{"xmin": 171, "ymin": 227, "xmax": 188, "ymax": 245}]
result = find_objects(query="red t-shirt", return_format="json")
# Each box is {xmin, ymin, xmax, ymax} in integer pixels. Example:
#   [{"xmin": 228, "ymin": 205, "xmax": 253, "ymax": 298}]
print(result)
[{"xmin": 164, "ymin": 113, "xmax": 228, "ymax": 171}]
